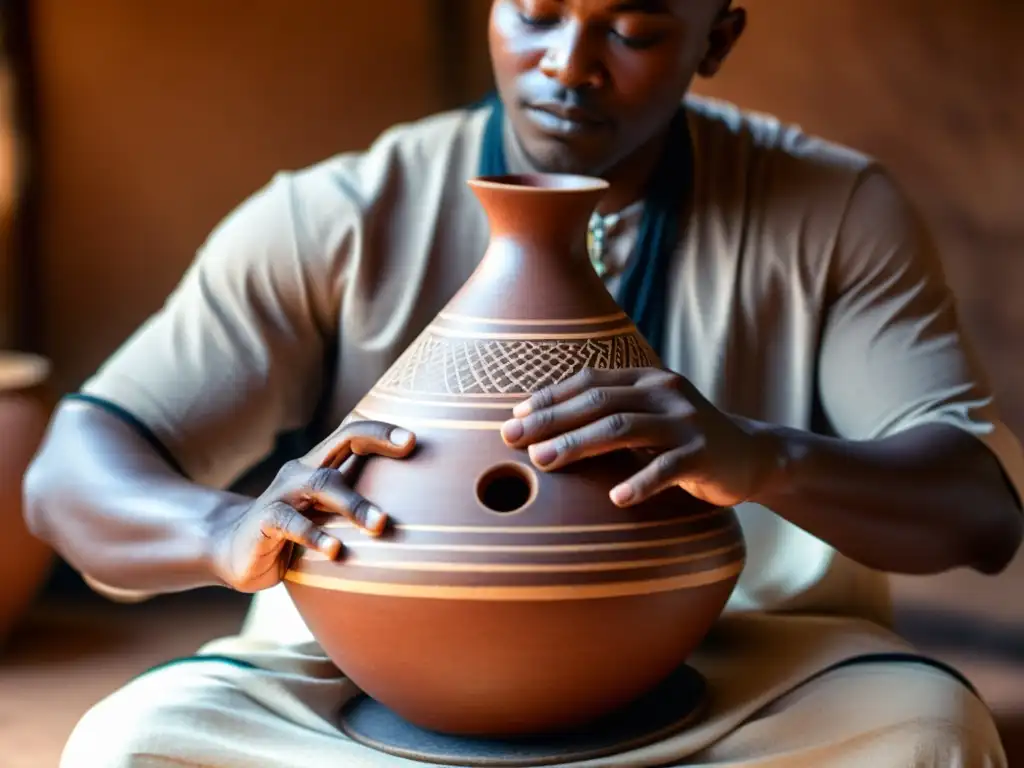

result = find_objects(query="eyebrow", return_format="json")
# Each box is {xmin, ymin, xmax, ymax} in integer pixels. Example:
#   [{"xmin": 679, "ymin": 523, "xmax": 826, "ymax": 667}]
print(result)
[{"xmin": 608, "ymin": 0, "xmax": 670, "ymax": 12}]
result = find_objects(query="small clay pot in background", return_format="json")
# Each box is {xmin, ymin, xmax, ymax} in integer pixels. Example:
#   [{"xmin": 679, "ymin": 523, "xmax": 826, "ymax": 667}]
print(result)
[{"xmin": 0, "ymin": 351, "xmax": 55, "ymax": 646}]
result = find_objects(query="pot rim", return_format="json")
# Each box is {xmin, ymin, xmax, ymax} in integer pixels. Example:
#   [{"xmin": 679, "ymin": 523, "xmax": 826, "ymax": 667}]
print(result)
[
  {"xmin": 468, "ymin": 173, "xmax": 610, "ymax": 194},
  {"xmin": 0, "ymin": 351, "xmax": 51, "ymax": 393}
]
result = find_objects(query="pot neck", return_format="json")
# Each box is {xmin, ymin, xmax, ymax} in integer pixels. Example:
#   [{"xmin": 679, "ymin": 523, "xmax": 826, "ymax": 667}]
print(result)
[{"xmin": 467, "ymin": 175, "xmax": 609, "ymax": 266}]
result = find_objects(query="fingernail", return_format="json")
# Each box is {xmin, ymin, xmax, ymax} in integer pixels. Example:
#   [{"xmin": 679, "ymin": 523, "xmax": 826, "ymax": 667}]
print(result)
[
  {"xmin": 529, "ymin": 443, "xmax": 557, "ymax": 467},
  {"xmin": 317, "ymin": 534, "xmax": 342, "ymax": 558},
  {"xmin": 390, "ymin": 428, "xmax": 413, "ymax": 447},
  {"xmin": 512, "ymin": 401, "xmax": 533, "ymax": 418},
  {"xmin": 501, "ymin": 419, "xmax": 524, "ymax": 442},
  {"xmin": 610, "ymin": 484, "xmax": 634, "ymax": 505},
  {"xmin": 362, "ymin": 505, "xmax": 388, "ymax": 535}
]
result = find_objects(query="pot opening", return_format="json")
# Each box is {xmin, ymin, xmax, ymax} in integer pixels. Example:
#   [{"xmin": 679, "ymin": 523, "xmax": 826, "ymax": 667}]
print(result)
[
  {"xmin": 470, "ymin": 173, "xmax": 609, "ymax": 193},
  {"xmin": 475, "ymin": 462, "xmax": 537, "ymax": 515}
]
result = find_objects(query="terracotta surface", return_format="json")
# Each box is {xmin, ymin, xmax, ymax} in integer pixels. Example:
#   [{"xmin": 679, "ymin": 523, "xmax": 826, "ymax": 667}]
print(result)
[
  {"xmin": 0, "ymin": 352, "xmax": 54, "ymax": 647},
  {"xmin": 284, "ymin": 175, "xmax": 745, "ymax": 736}
]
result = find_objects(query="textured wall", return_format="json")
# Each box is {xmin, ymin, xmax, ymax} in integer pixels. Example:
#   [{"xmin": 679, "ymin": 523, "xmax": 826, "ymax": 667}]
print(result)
[
  {"xmin": 29, "ymin": 0, "xmax": 452, "ymax": 392},
  {"xmin": 691, "ymin": 0, "xmax": 1024, "ymax": 435}
]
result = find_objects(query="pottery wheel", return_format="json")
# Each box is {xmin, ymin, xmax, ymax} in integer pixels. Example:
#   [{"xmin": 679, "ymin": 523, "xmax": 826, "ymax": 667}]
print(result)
[{"xmin": 338, "ymin": 665, "xmax": 708, "ymax": 767}]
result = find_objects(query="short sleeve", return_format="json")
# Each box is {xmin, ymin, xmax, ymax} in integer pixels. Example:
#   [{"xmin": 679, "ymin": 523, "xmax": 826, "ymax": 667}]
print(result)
[
  {"xmin": 78, "ymin": 171, "xmax": 347, "ymax": 488},
  {"xmin": 818, "ymin": 167, "xmax": 1024, "ymax": 504}
]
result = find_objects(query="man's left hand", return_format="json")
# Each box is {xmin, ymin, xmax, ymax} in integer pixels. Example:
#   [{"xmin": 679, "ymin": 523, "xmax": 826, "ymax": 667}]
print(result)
[{"xmin": 500, "ymin": 367, "xmax": 782, "ymax": 508}]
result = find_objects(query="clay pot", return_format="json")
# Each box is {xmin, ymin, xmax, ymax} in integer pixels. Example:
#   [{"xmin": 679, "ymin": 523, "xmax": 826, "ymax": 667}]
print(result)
[
  {"xmin": 0, "ymin": 352, "xmax": 54, "ymax": 646},
  {"xmin": 284, "ymin": 175, "xmax": 745, "ymax": 737}
]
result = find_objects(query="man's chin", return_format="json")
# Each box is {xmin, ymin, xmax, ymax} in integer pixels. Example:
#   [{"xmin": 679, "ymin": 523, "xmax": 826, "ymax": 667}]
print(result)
[{"xmin": 517, "ymin": 135, "xmax": 614, "ymax": 179}]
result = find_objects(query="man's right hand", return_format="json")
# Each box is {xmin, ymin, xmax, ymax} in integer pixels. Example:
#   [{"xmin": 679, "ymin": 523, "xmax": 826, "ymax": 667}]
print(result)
[{"xmin": 208, "ymin": 420, "xmax": 416, "ymax": 593}]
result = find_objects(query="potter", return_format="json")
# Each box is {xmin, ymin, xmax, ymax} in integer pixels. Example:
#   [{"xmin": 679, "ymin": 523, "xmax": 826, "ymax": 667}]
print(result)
[{"xmin": 24, "ymin": 1, "xmax": 1024, "ymax": 765}]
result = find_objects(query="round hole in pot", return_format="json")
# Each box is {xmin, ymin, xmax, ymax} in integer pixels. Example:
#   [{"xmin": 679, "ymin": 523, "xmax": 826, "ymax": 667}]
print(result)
[{"xmin": 475, "ymin": 462, "xmax": 538, "ymax": 515}]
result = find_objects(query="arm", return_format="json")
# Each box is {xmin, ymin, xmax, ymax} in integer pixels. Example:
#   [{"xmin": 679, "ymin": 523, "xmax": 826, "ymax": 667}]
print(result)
[
  {"xmin": 24, "ymin": 399, "xmax": 413, "ymax": 599},
  {"xmin": 501, "ymin": 369, "xmax": 1021, "ymax": 578},
  {"xmin": 750, "ymin": 168, "xmax": 1023, "ymax": 576},
  {"xmin": 23, "ymin": 170, "xmax": 349, "ymax": 600},
  {"xmin": 747, "ymin": 419, "xmax": 1022, "ymax": 575},
  {"xmin": 500, "ymin": 169, "xmax": 1023, "ymax": 577},
  {"xmin": 24, "ymin": 400, "xmax": 247, "ymax": 597}
]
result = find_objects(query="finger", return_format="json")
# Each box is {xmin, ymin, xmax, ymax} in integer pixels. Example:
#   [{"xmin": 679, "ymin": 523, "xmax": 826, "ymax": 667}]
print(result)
[
  {"xmin": 290, "ymin": 467, "xmax": 389, "ymax": 537},
  {"xmin": 261, "ymin": 500, "xmax": 343, "ymax": 559},
  {"xmin": 527, "ymin": 413, "xmax": 677, "ymax": 471},
  {"xmin": 609, "ymin": 443, "xmax": 702, "ymax": 507},
  {"xmin": 512, "ymin": 368, "xmax": 642, "ymax": 418},
  {"xmin": 336, "ymin": 452, "xmax": 365, "ymax": 483},
  {"xmin": 502, "ymin": 385, "xmax": 658, "ymax": 447},
  {"xmin": 320, "ymin": 420, "xmax": 416, "ymax": 470}
]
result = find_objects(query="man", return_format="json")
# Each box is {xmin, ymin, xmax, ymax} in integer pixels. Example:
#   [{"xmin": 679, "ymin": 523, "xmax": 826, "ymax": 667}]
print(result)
[{"xmin": 24, "ymin": 0, "xmax": 1024, "ymax": 765}]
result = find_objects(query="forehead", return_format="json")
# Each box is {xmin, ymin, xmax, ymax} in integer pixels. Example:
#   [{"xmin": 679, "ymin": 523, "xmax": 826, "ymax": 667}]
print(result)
[{"xmin": 540, "ymin": 0, "xmax": 703, "ymax": 16}]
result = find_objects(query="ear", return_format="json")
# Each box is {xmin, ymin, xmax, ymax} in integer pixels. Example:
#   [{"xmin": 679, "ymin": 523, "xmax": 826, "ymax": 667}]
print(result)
[{"xmin": 696, "ymin": 6, "xmax": 746, "ymax": 78}]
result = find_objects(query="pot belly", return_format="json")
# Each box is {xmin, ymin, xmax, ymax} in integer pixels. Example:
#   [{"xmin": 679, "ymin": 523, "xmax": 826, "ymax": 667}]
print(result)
[
  {"xmin": 284, "ymin": 579, "xmax": 739, "ymax": 736},
  {"xmin": 285, "ymin": 419, "xmax": 744, "ymax": 735}
]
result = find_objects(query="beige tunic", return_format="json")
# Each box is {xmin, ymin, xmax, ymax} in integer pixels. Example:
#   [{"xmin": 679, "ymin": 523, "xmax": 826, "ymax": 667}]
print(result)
[
  {"xmin": 60, "ymin": 615, "xmax": 1005, "ymax": 767},
  {"xmin": 68, "ymin": 95, "xmax": 1021, "ymax": 765}
]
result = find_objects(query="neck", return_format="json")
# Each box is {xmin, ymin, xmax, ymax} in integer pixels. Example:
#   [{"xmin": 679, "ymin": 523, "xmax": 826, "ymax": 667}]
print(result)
[{"xmin": 595, "ymin": 130, "xmax": 671, "ymax": 215}]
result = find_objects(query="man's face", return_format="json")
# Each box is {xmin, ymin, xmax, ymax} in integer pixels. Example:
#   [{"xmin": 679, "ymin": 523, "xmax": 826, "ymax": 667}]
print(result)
[{"xmin": 488, "ymin": 0, "xmax": 745, "ymax": 176}]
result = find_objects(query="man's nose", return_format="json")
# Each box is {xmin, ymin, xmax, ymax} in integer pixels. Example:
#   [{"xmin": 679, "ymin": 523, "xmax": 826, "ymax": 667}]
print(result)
[{"xmin": 538, "ymin": 22, "xmax": 605, "ymax": 90}]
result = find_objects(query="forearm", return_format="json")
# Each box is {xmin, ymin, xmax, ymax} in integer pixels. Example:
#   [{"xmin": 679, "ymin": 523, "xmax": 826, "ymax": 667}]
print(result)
[
  {"xmin": 748, "ymin": 420, "xmax": 1023, "ymax": 575},
  {"xmin": 23, "ymin": 400, "xmax": 248, "ymax": 597}
]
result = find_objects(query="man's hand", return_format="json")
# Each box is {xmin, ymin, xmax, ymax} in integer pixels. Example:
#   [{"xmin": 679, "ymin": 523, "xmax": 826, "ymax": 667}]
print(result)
[
  {"xmin": 500, "ymin": 368, "xmax": 781, "ymax": 508},
  {"xmin": 208, "ymin": 420, "xmax": 416, "ymax": 593}
]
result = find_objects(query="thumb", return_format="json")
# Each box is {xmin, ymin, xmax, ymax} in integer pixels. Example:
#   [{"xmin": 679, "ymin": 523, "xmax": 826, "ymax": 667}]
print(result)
[{"xmin": 321, "ymin": 420, "xmax": 416, "ymax": 470}]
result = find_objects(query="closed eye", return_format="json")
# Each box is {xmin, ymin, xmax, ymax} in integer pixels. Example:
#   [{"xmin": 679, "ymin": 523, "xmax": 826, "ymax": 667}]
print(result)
[
  {"xmin": 611, "ymin": 28, "xmax": 666, "ymax": 49},
  {"xmin": 517, "ymin": 12, "xmax": 559, "ymax": 28}
]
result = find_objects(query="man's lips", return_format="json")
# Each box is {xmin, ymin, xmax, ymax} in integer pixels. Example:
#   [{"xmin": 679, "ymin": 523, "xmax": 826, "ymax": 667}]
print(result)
[
  {"xmin": 523, "ymin": 102, "xmax": 608, "ymax": 136},
  {"xmin": 527, "ymin": 102, "xmax": 606, "ymax": 125}
]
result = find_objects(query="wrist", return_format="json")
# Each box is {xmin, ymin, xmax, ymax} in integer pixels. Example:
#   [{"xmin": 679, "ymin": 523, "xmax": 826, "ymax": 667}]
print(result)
[
  {"xmin": 736, "ymin": 417, "xmax": 802, "ymax": 502},
  {"xmin": 201, "ymin": 497, "xmax": 251, "ymax": 589}
]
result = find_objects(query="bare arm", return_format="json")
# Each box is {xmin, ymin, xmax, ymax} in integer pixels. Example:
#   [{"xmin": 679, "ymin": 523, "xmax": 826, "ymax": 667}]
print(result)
[
  {"xmin": 782, "ymin": 168, "xmax": 1024, "ymax": 576},
  {"xmin": 749, "ymin": 419, "xmax": 1023, "ymax": 575},
  {"xmin": 502, "ymin": 367, "xmax": 1023, "ymax": 578},
  {"xmin": 24, "ymin": 171, "xmax": 354, "ymax": 599},
  {"xmin": 26, "ymin": 143, "xmax": 423, "ymax": 599},
  {"xmin": 24, "ymin": 399, "xmax": 413, "ymax": 599},
  {"xmin": 502, "ymin": 166, "xmax": 1024, "ymax": 579},
  {"xmin": 23, "ymin": 400, "xmax": 246, "ymax": 597}
]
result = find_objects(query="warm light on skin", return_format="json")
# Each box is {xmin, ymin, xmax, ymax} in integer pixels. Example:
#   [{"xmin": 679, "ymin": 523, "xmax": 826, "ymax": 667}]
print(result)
[{"xmin": 487, "ymin": 0, "xmax": 746, "ymax": 190}]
